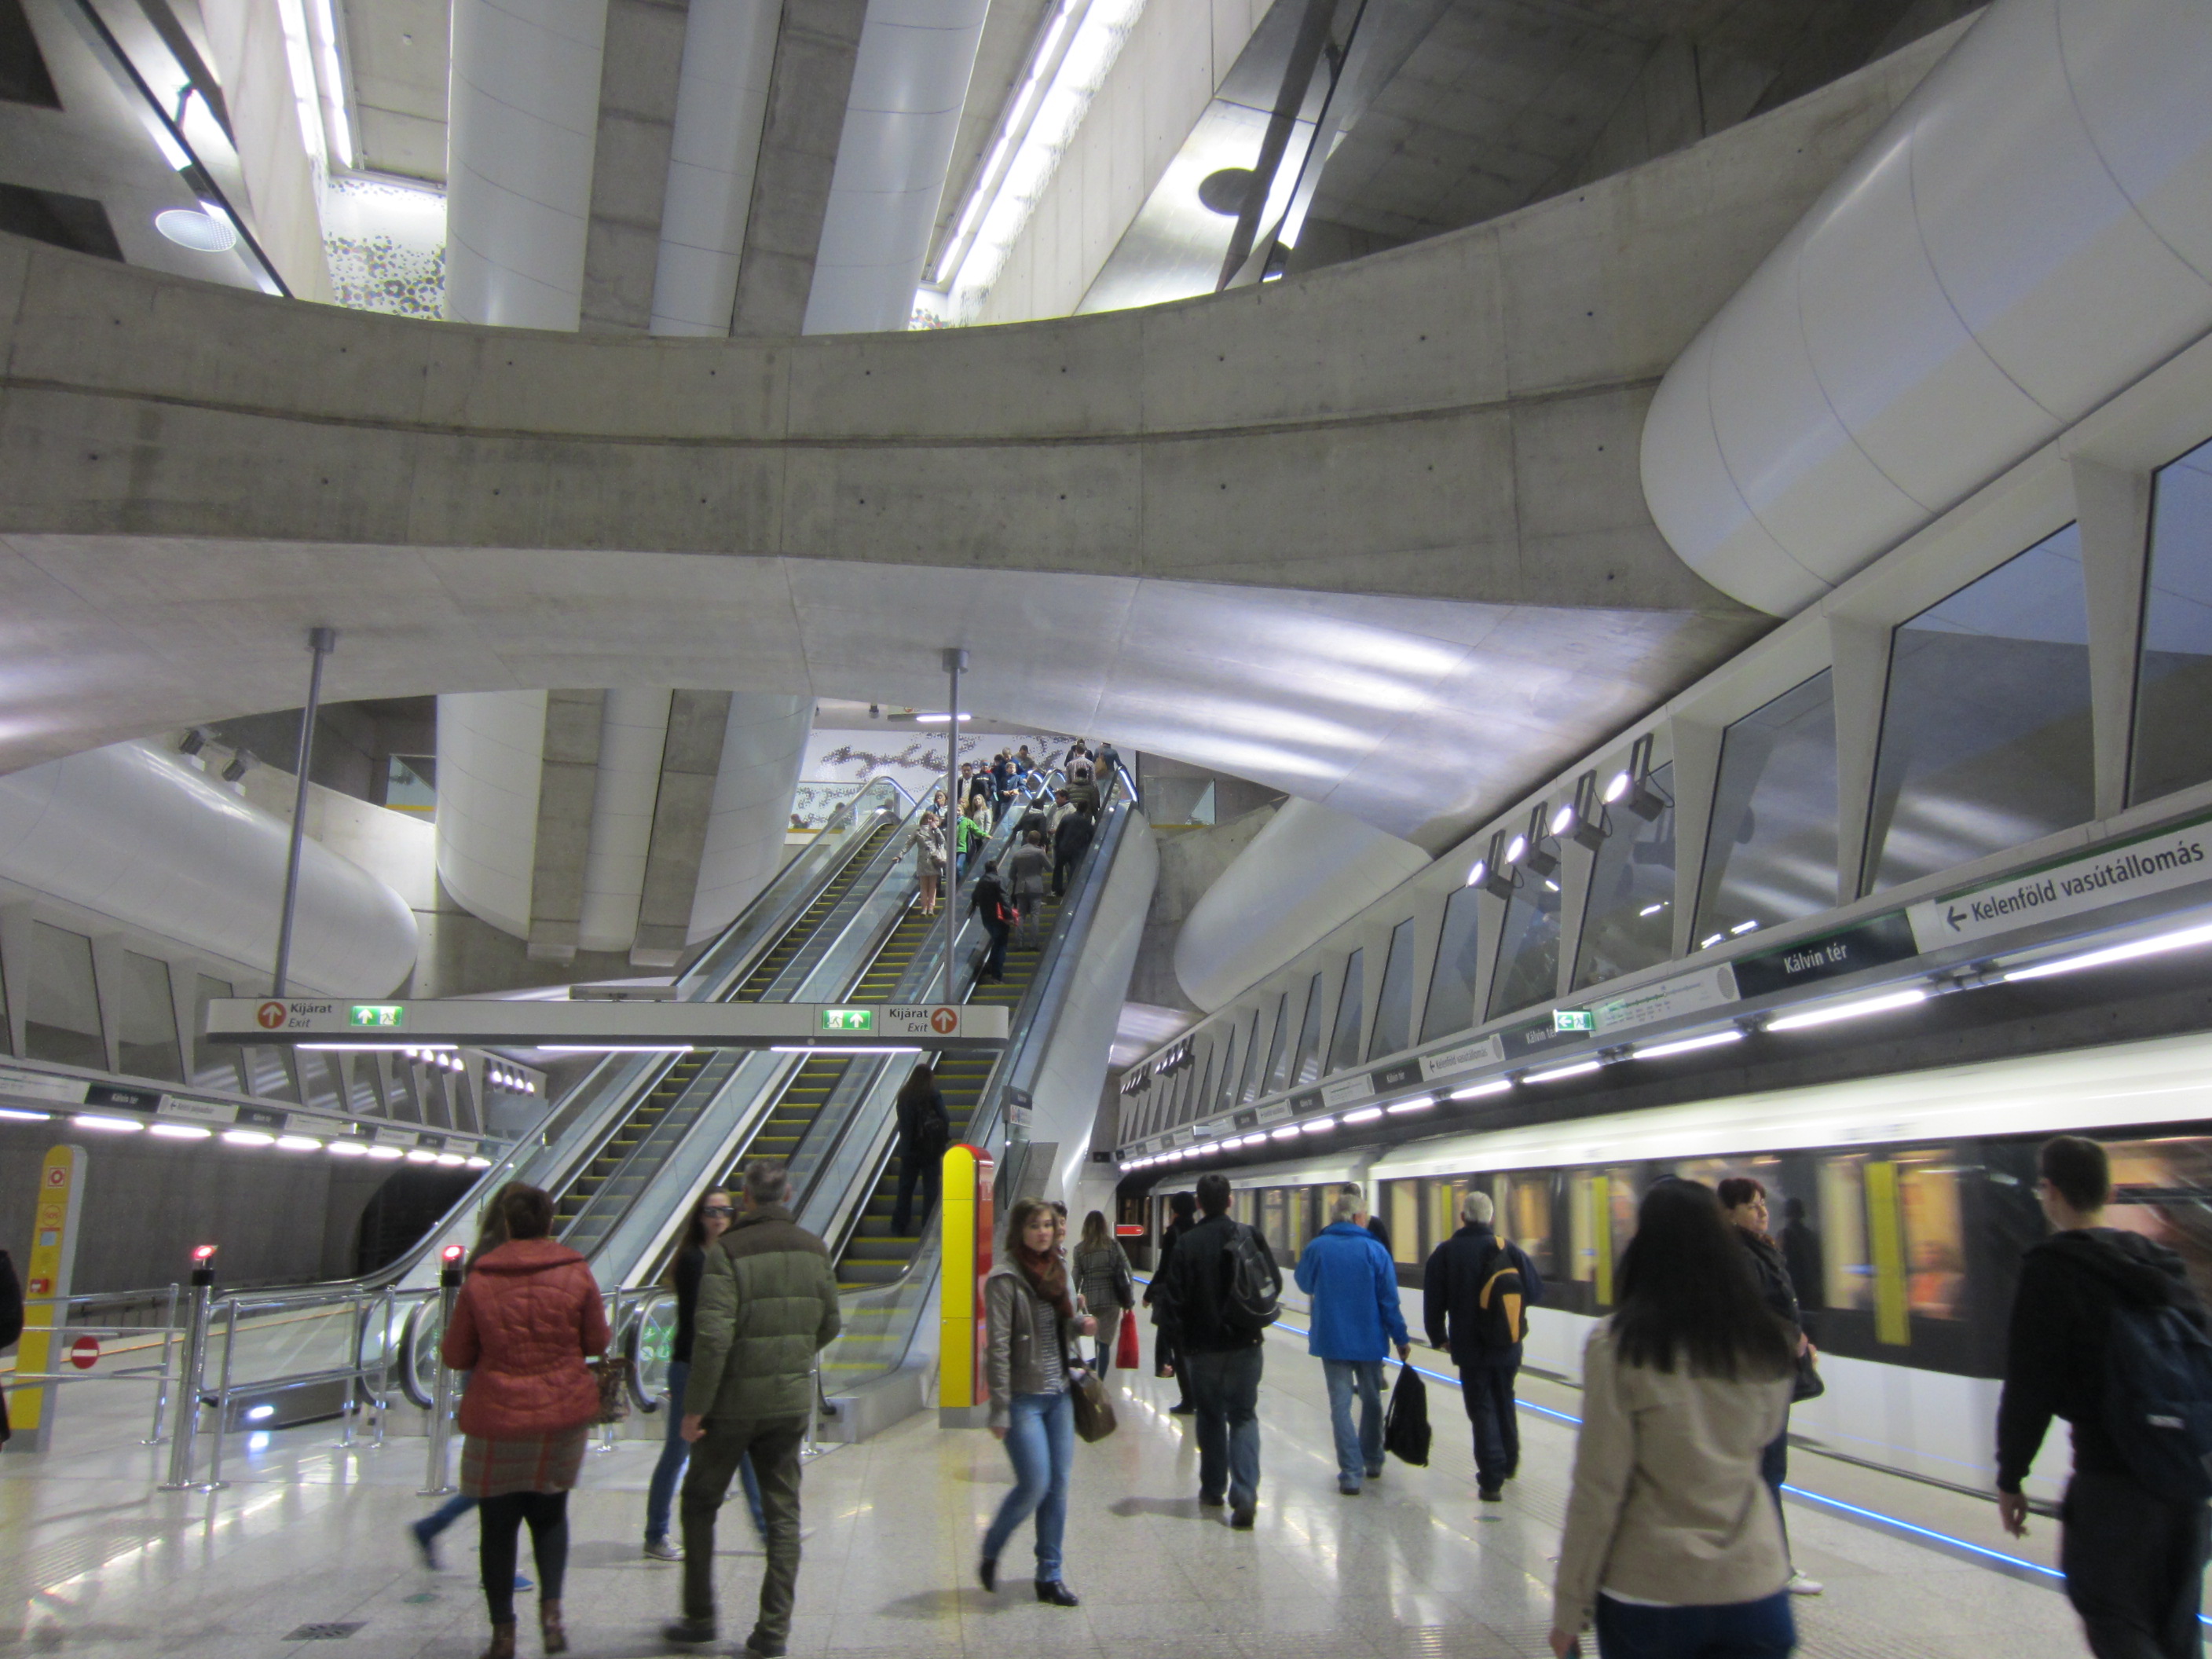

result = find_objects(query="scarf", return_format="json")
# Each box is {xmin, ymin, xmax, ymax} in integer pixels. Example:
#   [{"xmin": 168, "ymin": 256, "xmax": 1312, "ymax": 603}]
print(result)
[{"xmin": 1016, "ymin": 1242, "xmax": 1073, "ymax": 1319}]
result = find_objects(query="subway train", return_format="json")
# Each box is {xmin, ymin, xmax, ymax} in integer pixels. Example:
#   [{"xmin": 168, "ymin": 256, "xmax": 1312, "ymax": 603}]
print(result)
[{"xmin": 1132, "ymin": 1027, "xmax": 2212, "ymax": 1504}]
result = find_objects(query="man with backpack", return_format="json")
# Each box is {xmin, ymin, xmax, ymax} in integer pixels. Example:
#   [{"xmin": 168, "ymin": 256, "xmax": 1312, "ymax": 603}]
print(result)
[
  {"xmin": 966, "ymin": 859, "xmax": 1013, "ymax": 984},
  {"xmin": 1295, "ymin": 1185, "xmax": 1412, "ymax": 1496},
  {"xmin": 1424, "ymin": 1189, "xmax": 1544, "ymax": 1503},
  {"xmin": 1997, "ymin": 1135, "xmax": 2212, "ymax": 1659},
  {"xmin": 1154, "ymin": 1172, "xmax": 1279, "ymax": 1529}
]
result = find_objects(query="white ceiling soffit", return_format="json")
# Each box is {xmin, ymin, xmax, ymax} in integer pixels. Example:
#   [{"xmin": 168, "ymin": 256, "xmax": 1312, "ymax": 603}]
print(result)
[
  {"xmin": 0, "ymin": 542, "xmax": 1745, "ymax": 857},
  {"xmin": 1642, "ymin": 0, "xmax": 2212, "ymax": 618},
  {"xmin": 803, "ymin": 0, "xmax": 991, "ymax": 335}
]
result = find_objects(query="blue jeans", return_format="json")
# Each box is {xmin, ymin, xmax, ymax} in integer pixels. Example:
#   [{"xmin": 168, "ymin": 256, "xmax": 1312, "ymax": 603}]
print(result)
[
  {"xmin": 1460, "ymin": 1361, "xmax": 1520, "ymax": 1489},
  {"xmin": 1594, "ymin": 1590, "xmax": 1795, "ymax": 1657},
  {"xmin": 1321, "ymin": 1359, "xmax": 1383, "ymax": 1487},
  {"xmin": 983, "ymin": 1390, "xmax": 1074, "ymax": 1582},
  {"xmin": 1183, "ymin": 1346, "xmax": 1263, "ymax": 1509},
  {"xmin": 647, "ymin": 1362, "xmax": 765, "ymax": 1542}
]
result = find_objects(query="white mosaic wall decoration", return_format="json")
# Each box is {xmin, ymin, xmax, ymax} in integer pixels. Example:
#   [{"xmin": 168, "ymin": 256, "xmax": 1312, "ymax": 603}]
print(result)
[{"xmin": 322, "ymin": 174, "xmax": 446, "ymax": 319}]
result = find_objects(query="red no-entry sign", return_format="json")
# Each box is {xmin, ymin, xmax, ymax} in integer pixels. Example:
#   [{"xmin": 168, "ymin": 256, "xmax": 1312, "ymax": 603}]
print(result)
[{"xmin": 68, "ymin": 1335, "xmax": 98, "ymax": 1370}]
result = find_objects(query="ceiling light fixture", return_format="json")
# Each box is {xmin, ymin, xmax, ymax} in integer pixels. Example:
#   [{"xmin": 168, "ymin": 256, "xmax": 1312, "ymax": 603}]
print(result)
[
  {"xmin": 1632, "ymin": 1029, "xmax": 1745, "ymax": 1060},
  {"xmin": 1556, "ymin": 771, "xmax": 1609, "ymax": 852},
  {"xmin": 2002, "ymin": 918, "xmax": 2212, "ymax": 984},
  {"xmin": 1766, "ymin": 987, "xmax": 1928, "ymax": 1032},
  {"xmin": 1386, "ymin": 1096, "xmax": 1437, "ymax": 1115},
  {"xmin": 222, "ymin": 1129, "xmax": 275, "ymax": 1147},
  {"xmin": 149, "ymin": 1122, "xmax": 212, "ymax": 1139},
  {"xmin": 1446, "ymin": 1079, "xmax": 1510, "ymax": 1101},
  {"xmin": 1519, "ymin": 804, "xmax": 1560, "ymax": 880},
  {"xmin": 0, "ymin": 1108, "xmax": 49, "ymax": 1123},
  {"xmin": 1602, "ymin": 734, "xmax": 1668, "ymax": 821},
  {"xmin": 913, "ymin": 713, "xmax": 972, "ymax": 724},
  {"xmin": 327, "ymin": 1140, "xmax": 368, "ymax": 1157},
  {"xmin": 1474, "ymin": 829, "xmax": 1517, "ymax": 899},
  {"xmin": 155, "ymin": 207, "xmax": 238, "ymax": 253},
  {"xmin": 1523, "ymin": 1059, "xmax": 1602, "ymax": 1085},
  {"xmin": 1269, "ymin": 1126, "xmax": 1300, "ymax": 1141},
  {"xmin": 1342, "ymin": 1106, "xmax": 1383, "ymax": 1125},
  {"xmin": 1301, "ymin": 1117, "xmax": 1336, "ymax": 1134},
  {"xmin": 275, "ymin": 1134, "xmax": 323, "ymax": 1151}
]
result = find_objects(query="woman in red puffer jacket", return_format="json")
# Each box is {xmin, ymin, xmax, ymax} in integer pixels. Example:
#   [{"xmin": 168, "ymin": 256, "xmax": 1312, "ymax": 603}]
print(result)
[{"xmin": 441, "ymin": 1182, "xmax": 610, "ymax": 1659}]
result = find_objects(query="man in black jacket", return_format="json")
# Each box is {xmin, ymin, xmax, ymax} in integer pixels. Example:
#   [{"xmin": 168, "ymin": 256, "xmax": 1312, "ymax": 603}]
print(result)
[
  {"xmin": 1155, "ymin": 1173, "xmax": 1272, "ymax": 1529},
  {"xmin": 1144, "ymin": 1192, "xmax": 1198, "ymax": 1414},
  {"xmin": 1997, "ymin": 1134, "xmax": 2211, "ymax": 1659},
  {"xmin": 1051, "ymin": 808, "xmax": 1094, "ymax": 899},
  {"xmin": 1423, "ymin": 1190, "xmax": 1543, "ymax": 1501}
]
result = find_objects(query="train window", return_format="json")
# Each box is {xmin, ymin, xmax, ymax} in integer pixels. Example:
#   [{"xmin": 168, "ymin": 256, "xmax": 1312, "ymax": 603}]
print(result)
[
  {"xmin": 1817, "ymin": 1157, "xmax": 1873, "ymax": 1313},
  {"xmin": 1503, "ymin": 1174, "xmax": 1555, "ymax": 1282},
  {"xmin": 1260, "ymin": 1188, "xmax": 1287, "ymax": 1259},
  {"xmin": 1487, "ymin": 857, "xmax": 1564, "ymax": 1020},
  {"xmin": 1290, "ymin": 971, "xmax": 1326, "ymax": 1086},
  {"xmin": 1368, "ymin": 919, "xmax": 1418, "ymax": 1060},
  {"xmin": 1573, "ymin": 761, "xmax": 1677, "ymax": 991},
  {"xmin": 1896, "ymin": 1153, "xmax": 1968, "ymax": 1320},
  {"xmin": 2106, "ymin": 1137, "xmax": 2212, "ymax": 1312},
  {"xmin": 1420, "ymin": 883, "xmax": 1484, "ymax": 1042},
  {"xmin": 2132, "ymin": 435, "xmax": 2212, "ymax": 804},
  {"xmin": 1863, "ymin": 524, "xmax": 2093, "ymax": 894},
  {"xmin": 1569, "ymin": 1168, "xmax": 1635, "ymax": 1303},
  {"xmin": 1694, "ymin": 670, "xmax": 1840, "ymax": 946},
  {"xmin": 1325, "ymin": 950, "xmax": 1365, "ymax": 1074},
  {"xmin": 1429, "ymin": 1177, "xmax": 1462, "ymax": 1260},
  {"xmin": 1390, "ymin": 1181, "xmax": 1421, "ymax": 1266}
]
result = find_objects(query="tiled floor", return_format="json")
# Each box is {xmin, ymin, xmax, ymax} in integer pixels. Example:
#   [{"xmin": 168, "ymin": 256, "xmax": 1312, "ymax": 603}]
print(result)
[{"xmin": 0, "ymin": 1326, "xmax": 2126, "ymax": 1658}]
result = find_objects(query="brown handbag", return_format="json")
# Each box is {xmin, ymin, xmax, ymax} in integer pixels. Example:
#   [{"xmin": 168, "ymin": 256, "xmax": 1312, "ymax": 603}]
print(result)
[
  {"xmin": 591, "ymin": 1355, "xmax": 633, "ymax": 1425},
  {"xmin": 1068, "ymin": 1362, "xmax": 1116, "ymax": 1443}
]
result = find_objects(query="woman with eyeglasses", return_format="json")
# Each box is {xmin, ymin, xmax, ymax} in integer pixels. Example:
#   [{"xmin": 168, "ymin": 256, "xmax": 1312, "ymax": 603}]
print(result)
[{"xmin": 644, "ymin": 1189, "xmax": 766, "ymax": 1558}]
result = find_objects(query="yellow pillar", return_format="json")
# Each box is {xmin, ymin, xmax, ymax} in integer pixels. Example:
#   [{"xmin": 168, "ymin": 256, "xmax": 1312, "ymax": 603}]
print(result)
[
  {"xmin": 937, "ymin": 1144, "xmax": 994, "ymax": 1424},
  {"xmin": 12, "ymin": 1144, "xmax": 87, "ymax": 1451}
]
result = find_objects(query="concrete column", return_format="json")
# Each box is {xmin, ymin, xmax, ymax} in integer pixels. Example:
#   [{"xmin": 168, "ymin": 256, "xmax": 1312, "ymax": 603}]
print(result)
[
  {"xmin": 632, "ymin": 690, "xmax": 734, "ymax": 967},
  {"xmin": 580, "ymin": 0, "xmax": 691, "ymax": 331},
  {"xmin": 650, "ymin": 0, "xmax": 783, "ymax": 335},
  {"xmin": 435, "ymin": 691, "xmax": 548, "ymax": 939},
  {"xmin": 2074, "ymin": 458, "xmax": 2155, "ymax": 820},
  {"xmin": 688, "ymin": 693, "xmax": 814, "ymax": 943},
  {"xmin": 526, "ymin": 689, "xmax": 610, "ymax": 962},
  {"xmin": 579, "ymin": 689, "xmax": 674, "ymax": 953}
]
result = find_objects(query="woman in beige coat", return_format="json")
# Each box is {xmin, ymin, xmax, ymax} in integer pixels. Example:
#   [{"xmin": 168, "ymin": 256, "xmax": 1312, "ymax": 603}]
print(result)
[{"xmin": 1550, "ymin": 1179, "xmax": 1798, "ymax": 1659}]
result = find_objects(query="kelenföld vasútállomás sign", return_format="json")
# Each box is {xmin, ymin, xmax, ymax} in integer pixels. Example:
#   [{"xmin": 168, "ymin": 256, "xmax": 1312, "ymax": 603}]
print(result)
[{"xmin": 1907, "ymin": 819, "xmax": 2212, "ymax": 951}]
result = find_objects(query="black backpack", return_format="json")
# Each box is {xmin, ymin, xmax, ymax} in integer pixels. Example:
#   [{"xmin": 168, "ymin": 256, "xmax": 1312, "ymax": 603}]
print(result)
[
  {"xmin": 2101, "ymin": 1297, "xmax": 2212, "ymax": 1502},
  {"xmin": 1217, "ymin": 1223, "xmax": 1281, "ymax": 1336},
  {"xmin": 1473, "ymin": 1243, "xmax": 1529, "ymax": 1350}
]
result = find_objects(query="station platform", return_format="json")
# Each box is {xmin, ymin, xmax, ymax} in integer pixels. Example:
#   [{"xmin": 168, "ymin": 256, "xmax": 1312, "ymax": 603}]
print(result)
[{"xmin": 0, "ymin": 1321, "xmax": 2117, "ymax": 1659}]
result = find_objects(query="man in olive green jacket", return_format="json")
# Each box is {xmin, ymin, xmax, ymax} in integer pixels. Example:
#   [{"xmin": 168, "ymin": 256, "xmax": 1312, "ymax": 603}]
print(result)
[{"xmin": 665, "ymin": 1160, "xmax": 841, "ymax": 1657}]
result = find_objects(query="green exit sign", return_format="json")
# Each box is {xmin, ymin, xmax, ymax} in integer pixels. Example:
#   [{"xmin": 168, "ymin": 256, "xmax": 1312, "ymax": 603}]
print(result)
[
  {"xmin": 819, "ymin": 1008, "xmax": 874, "ymax": 1034},
  {"xmin": 350, "ymin": 1004, "xmax": 405, "ymax": 1028},
  {"xmin": 1553, "ymin": 1008, "xmax": 1595, "ymax": 1034}
]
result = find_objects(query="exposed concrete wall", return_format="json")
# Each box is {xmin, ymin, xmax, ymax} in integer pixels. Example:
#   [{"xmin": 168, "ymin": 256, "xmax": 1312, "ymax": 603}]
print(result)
[
  {"xmin": 1125, "ymin": 801, "xmax": 1276, "ymax": 1013},
  {"xmin": 198, "ymin": 0, "xmax": 335, "ymax": 304}
]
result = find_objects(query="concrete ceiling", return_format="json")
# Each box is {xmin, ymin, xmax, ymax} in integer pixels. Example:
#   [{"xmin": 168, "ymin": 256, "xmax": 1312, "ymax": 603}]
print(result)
[{"xmin": 1298, "ymin": 0, "xmax": 1982, "ymax": 258}]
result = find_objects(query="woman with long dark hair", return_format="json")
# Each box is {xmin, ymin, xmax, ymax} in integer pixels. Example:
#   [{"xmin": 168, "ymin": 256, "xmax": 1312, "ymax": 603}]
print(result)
[
  {"xmin": 1550, "ymin": 1179, "xmax": 1798, "ymax": 1659},
  {"xmin": 979, "ymin": 1197, "xmax": 1097, "ymax": 1606},
  {"xmin": 1718, "ymin": 1175, "xmax": 1821, "ymax": 1598},
  {"xmin": 441, "ymin": 1182, "xmax": 609, "ymax": 1659},
  {"xmin": 644, "ymin": 1188, "xmax": 765, "ymax": 1560}
]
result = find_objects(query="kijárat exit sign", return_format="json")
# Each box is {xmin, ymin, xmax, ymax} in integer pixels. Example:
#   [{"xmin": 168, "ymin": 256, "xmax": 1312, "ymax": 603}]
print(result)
[
  {"xmin": 350, "ymin": 1005, "xmax": 405, "ymax": 1028},
  {"xmin": 1553, "ymin": 1008, "xmax": 1595, "ymax": 1034},
  {"xmin": 819, "ymin": 1008, "xmax": 874, "ymax": 1034}
]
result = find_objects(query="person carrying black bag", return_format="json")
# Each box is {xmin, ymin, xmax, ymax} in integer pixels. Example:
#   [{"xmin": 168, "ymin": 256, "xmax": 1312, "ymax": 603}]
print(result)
[
  {"xmin": 1144, "ymin": 1192, "xmax": 1198, "ymax": 1415},
  {"xmin": 1153, "ymin": 1172, "xmax": 1278, "ymax": 1529},
  {"xmin": 1719, "ymin": 1176, "xmax": 1821, "ymax": 1598},
  {"xmin": 892, "ymin": 1061, "xmax": 950, "ymax": 1235}
]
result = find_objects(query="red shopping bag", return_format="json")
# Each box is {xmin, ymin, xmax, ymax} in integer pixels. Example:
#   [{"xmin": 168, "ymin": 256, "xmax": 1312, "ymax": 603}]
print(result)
[{"xmin": 1115, "ymin": 1307, "xmax": 1141, "ymax": 1370}]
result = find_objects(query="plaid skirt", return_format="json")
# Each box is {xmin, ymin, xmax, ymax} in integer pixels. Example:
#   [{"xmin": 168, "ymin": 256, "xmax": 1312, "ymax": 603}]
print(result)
[{"xmin": 460, "ymin": 1427, "xmax": 589, "ymax": 1498}]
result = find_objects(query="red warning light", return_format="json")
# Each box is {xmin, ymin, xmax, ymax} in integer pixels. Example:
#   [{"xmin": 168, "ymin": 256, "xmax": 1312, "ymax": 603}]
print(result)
[
  {"xmin": 191, "ymin": 1244, "xmax": 218, "ymax": 1262},
  {"xmin": 441, "ymin": 1244, "xmax": 467, "ymax": 1264}
]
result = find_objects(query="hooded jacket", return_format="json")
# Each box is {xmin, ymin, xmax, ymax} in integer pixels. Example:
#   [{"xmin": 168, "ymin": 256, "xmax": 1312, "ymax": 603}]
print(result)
[
  {"xmin": 441, "ymin": 1237, "xmax": 610, "ymax": 1437},
  {"xmin": 1293, "ymin": 1221, "xmax": 1408, "ymax": 1361},
  {"xmin": 984, "ymin": 1258, "xmax": 1081, "ymax": 1429},
  {"xmin": 1996, "ymin": 1225, "xmax": 2207, "ymax": 1492},
  {"xmin": 684, "ymin": 1203, "xmax": 843, "ymax": 1423}
]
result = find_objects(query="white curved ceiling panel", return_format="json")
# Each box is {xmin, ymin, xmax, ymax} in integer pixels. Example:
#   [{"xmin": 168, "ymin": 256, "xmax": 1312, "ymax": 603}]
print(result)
[
  {"xmin": 1641, "ymin": 0, "xmax": 2212, "ymax": 617},
  {"xmin": 434, "ymin": 690, "xmax": 546, "ymax": 939}
]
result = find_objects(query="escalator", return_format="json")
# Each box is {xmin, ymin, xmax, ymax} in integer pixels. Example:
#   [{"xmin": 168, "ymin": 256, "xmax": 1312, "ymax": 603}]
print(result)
[
  {"xmin": 836, "ymin": 890, "xmax": 1064, "ymax": 1290},
  {"xmin": 728, "ymin": 819, "xmax": 900, "ymax": 1002}
]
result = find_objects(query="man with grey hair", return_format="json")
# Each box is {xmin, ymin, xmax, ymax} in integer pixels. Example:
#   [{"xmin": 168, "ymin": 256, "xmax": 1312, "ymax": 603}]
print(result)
[
  {"xmin": 665, "ymin": 1160, "xmax": 840, "ymax": 1657},
  {"xmin": 1294, "ymin": 1182, "xmax": 1411, "ymax": 1495},
  {"xmin": 1425, "ymin": 1188, "xmax": 1544, "ymax": 1502}
]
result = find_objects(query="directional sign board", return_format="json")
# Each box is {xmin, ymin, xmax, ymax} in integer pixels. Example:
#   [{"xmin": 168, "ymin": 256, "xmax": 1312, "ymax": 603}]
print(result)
[{"xmin": 208, "ymin": 999, "xmax": 1009, "ymax": 1050}]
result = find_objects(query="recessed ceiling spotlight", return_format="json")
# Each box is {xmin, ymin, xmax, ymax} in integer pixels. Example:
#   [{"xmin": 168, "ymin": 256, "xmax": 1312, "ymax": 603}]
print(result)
[{"xmin": 156, "ymin": 207, "xmax": 237, "ymax": 253}]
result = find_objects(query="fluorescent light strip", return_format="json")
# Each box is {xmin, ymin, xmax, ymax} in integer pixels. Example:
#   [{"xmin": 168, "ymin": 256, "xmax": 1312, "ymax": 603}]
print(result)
[
  {"xmin": 148, "ymin": 1122, "xmax": 211, "ymax": 1140},
  {"xmin": 1388, "ymin": 1096, "xmax": 1439, "ymax": 1114},
  {"xmin": 541, "ymin": 1046, "xmax": 694, "ymax": 1054},
  {"xmin": 364, "ymin": 1145, "xmax": 405, "ymax": 1160},
  {"xmin": 1633, "ymin": 1029, "xmax": 1745, "ymax": 1061},
  {"xmin": 74, "ymin": 1114, "xmax": 144, "ymax": 1132},
  {"xmin": 1766, "ymin": 987, "xmax": 1928, "ymax": 1033},
  {"xmin": 1524, "ymin": 1059, "xmax": 1602, "ymax": 1085},
  {"xmin": 1301, "ymin": 1117, "xmax": 1336, "ymax": 1134},
  {"xmin": 913, "ymin": 713, "xmax": 972, "ymax": 723},
  {"xmin": 1446, "ymin": 1080, "xmax": 1509, "ymax": 1102},
  {"xmin": 222, "ymin": 1130, "xmax": 275, "ymax": 1147},
  {"xmin": 0, "ymin": 1108, "xmax": 50, "ymax": 1122},
  {"xmin": 770, "ymin": 1046, "xmax": 919, "ymax": 1055},
  {"xmin": 1341, "ymin": 1106, "xmax": 1383, "ymax": 1125},
  {"xmin": 327, "ymin": 1141, "xmax": 368, "ymax": 1156},
  {"xmin": 2002, "ymin": 917, "xmax": 2212, "ymax": 984},
  {"xmin": 275, "ymin": 1135, "xmax": 323, "ymax": 1152},
  {"xmin": 1269, "ymin": 1126, "xmax": 1300, "ymax": 1141}
]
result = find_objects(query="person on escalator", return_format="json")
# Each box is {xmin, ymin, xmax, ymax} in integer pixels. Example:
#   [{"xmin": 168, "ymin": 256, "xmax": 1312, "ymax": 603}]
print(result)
[
  {"xmin": 914, "ymin": 812, "xmax": 946, "ymax": 917},
  {"xmin": 893, "ymin": 1061, "xmax": 950, "ymax": 1235},
  {"xmin": 958, "ymin": 800, "xmax": 988, "ymax": 877},
  {"xmin": 1051, "ymin": 808, "xmax": 1094, "ymax": 900},
  {"xmin": 644, "ymin": 1190, "xmax": 767, "ymax": 1562},
  {"xmin": 969, "ymin": 859, "xmax": 1013, "ymax": 984},
  {"xmin": 1007, "ymin": 830, "xmax": 1049, "ymax": 947}
]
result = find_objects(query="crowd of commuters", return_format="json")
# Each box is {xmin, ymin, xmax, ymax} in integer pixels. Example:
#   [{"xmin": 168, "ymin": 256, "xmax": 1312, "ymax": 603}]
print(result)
[{"xmin": 394, "ymin": 1129, "xmax": 2201, "ymax": 1659}]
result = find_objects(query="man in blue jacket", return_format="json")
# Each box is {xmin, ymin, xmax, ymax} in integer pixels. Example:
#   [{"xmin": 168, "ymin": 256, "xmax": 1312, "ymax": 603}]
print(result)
[{"xmin": 1295, "ymin": 1184, "xmax": 1411, "ymax": 1495}]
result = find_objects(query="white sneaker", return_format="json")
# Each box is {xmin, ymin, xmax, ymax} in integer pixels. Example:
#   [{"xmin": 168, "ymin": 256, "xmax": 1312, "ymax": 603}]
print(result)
[
  {"xmin": 643, "ymin": 1538, "xmax": 682, "ymax": 1562},
  {"xmin": 1787, "ymin": 1569, "xmax": 1822, "ymax": 1596}
]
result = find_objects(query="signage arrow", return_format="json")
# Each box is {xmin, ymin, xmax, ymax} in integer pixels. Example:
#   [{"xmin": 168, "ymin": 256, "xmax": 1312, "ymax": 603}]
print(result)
[{"xmin": 1947, "ymin": 906, "xmax": 1966, "ymax": 931}]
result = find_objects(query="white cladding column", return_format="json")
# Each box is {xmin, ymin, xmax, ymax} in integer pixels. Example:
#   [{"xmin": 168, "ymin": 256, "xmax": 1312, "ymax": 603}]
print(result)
[
  {"xmin": 1640, "ymin": 0, "xmax": 2212, "ymax": 617},
  {"xmin": 687, "ymin": 694, "xmax": 814, "ymax": 942},
  {"xmin": 445, "ymin": 0, "xmax": 612, "ymax": 328},
  {"xmin": 434, "ymin": 690, "xmax": 548, "ymax": 939},
  {"xmin": 1172, "ymin": 797, "xmax": 1430, "ymax": 1013},
  {"xmin": 800, "ymin": 0, "xmax": 990, "ymax": 335},
  {"xmin": 649, "ymin": 0, "xmax": 783, "ymax": 335},
  {"xmin": 0, "ymin": 742, "xmax": 418, "ymax": 995},
  {"xmin": 577, "ymin": 689, "xmax": 673, "ymax": 953}
]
